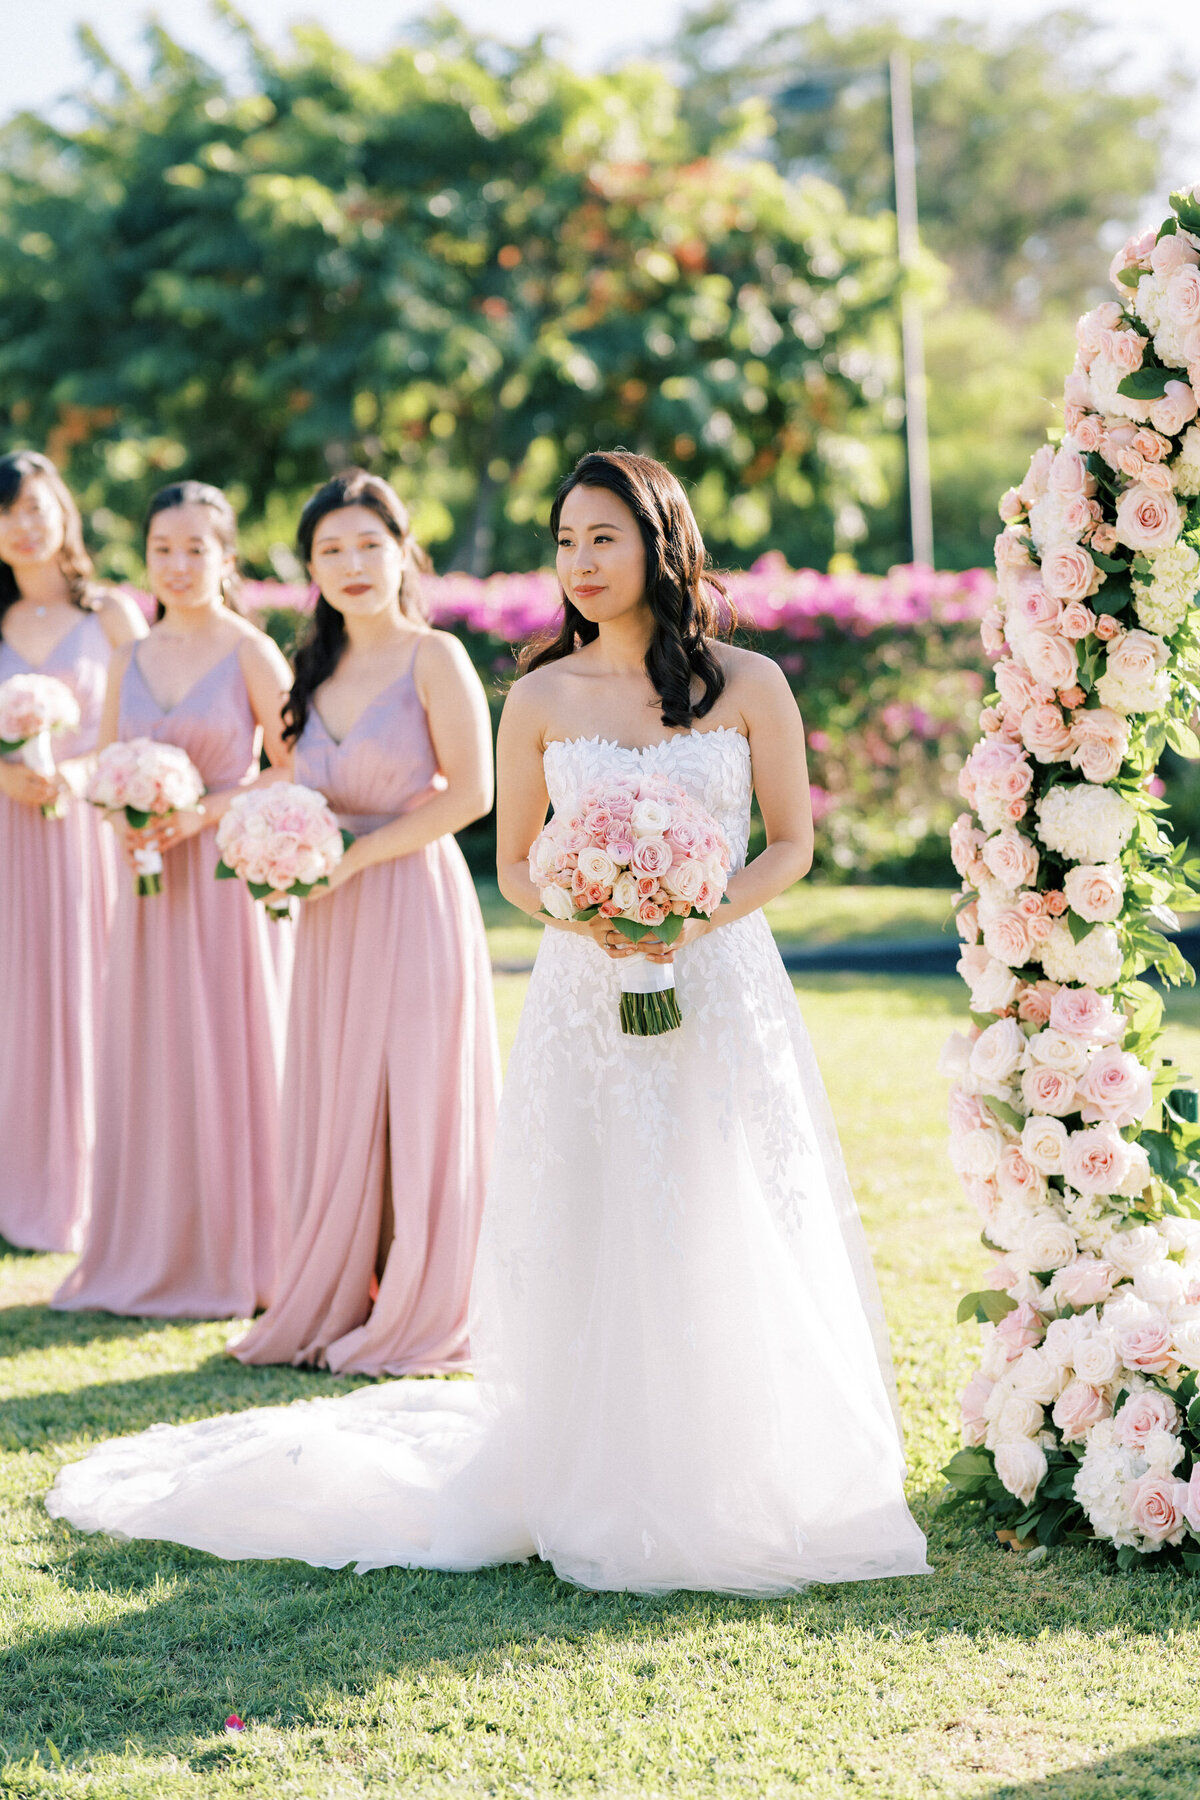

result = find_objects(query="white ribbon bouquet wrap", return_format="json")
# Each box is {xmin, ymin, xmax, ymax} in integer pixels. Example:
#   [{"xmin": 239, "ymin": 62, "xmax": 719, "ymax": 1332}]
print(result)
[
  {"xmin": 530, "ymin": 773, "xmax": 731, "ymax": 1036},
  {"xmin": 0, "ymin": 672, "xmax": 81, "ymax": 819},
  {"xmin": 87, "ymin": 737, "xmax": 205, "ymax": 895},
  {"xmin": 215, "ymin": 782, "xmax": 353, "ymax": 920}
]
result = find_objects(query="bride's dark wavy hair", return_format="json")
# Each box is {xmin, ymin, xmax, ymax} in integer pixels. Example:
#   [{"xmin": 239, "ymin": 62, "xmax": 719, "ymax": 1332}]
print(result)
[
  {"xmin": 0, "ymin": 450, "xmax": 96, "ymax": 623},
  {"xmin": 520, "ymin": 450, "xmax": 733, "ymax": 728},
  {"xmin": 284, "ymin": 468, "xmax": 431, "ymax": 744}
]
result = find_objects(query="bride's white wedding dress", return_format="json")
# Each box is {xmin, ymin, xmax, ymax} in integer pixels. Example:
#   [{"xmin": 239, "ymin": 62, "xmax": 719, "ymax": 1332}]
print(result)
[{"xmin": 47, "ymin": 729, "xmax": 929, "ymax": 1593}]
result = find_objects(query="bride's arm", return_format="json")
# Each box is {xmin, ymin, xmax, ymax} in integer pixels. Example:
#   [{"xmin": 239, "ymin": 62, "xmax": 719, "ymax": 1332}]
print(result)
[{"xmin": 715, "ymin": 653, "xmax": 814, "ymax": 927}]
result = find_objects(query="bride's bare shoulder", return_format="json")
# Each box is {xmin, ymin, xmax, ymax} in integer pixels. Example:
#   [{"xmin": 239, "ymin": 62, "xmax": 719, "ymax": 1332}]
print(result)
[
  {"xmin": 711, "ymin": 640, "xmax": 797, "ymax": 710},
  {"xmin": 499, "ymin": 660, "xmax": 573, "ymax": 744}
]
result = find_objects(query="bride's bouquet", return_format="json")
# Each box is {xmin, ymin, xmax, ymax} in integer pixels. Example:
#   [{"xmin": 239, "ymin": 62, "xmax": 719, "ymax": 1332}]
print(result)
[
  {"xmin": 529, "ymin": 773, "xmax": 730, "ymax": 1035},
  {"xmin": 0, "ymin": 672, "xmax": 81, "ymax": 819},
  {"xmin": 215, "ymin": 782, "xmax": 352, "ymax": 920},
  {"xmin": 87, "ymin": 737, "xmax": 205, "ymax": 895}
]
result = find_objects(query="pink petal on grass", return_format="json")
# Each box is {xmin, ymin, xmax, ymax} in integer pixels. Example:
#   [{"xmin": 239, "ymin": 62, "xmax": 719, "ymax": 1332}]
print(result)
[{"xmin": 224, "ymin": 1714, "xmax": 246, "ymax": 1733}]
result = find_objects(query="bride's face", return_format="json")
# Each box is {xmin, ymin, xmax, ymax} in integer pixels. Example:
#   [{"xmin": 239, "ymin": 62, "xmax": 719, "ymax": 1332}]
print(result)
[{"xmin": 555, "ymin": 485, "xmax": 648, "ymax": 626}]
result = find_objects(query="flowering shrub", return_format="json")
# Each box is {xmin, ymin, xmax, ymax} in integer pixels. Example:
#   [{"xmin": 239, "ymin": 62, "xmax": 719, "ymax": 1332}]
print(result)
[
  {"xmin": 249, "ymin": 563, "xmax": 995, "ymax": 879},
  {"xmin": 941, "ymin": 186, "xmax": 1200, "ymax": 1568}
]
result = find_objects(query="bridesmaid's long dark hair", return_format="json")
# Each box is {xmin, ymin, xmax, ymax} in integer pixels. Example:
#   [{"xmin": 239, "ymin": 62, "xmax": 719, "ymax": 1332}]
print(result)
[
  {"xmin": 0, "ymin": 450, "xmax": 96, "ymax": 623},
  {"xmin": 284, "ymin": 469, "xmax": 431, "ymax": 745},
  {"xmin": 143, "ymin": 481, "xmax": 245, "ymax": 622},
  {"xmin": 521, "ymin": 450, "xmax": 733, "ymax": 728}
]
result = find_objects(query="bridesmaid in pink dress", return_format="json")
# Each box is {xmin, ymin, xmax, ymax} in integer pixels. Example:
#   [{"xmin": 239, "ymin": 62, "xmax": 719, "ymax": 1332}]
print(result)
[
  {"xmin": 0, "ymin": 451, "xmax": 146, "ymax": 1252},
  {"xmin": 53, "ymin": 481, "xmax": 293, "ymax": 1317},
  {"xmin": 232, "ymin": 468, "xmax": 499, "ymax": 1375}
]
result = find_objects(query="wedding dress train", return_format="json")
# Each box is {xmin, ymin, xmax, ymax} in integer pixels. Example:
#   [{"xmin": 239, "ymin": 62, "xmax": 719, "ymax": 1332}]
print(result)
[{"xmin": 47, "ymin": 729, "xmax": 930, "ymax": 1593}]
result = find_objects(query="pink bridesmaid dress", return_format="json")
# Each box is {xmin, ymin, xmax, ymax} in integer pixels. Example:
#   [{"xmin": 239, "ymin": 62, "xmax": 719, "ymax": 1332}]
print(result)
[
  {"xmin": 0, "ymin": 610, "xmax": 116, "ymax": 1251},
  {"xmin": 52, "ymin": 646, "xmax": 291, "ymax": 1316},
  {"xmin": 232, "ymin": 648, "xmax": 499, "ymax": 1375}
]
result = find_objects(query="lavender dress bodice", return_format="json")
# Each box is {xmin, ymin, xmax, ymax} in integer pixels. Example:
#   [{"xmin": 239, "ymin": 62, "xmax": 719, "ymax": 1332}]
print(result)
[
  {"xmin": 0, "ymin": 610, "xmax": 112, "ymax": 761},
  {"xmin": 294, "ymin": 667, "xmax": 441, "ymax": 833},
  {"xmin": 120, "ymin": 644, "xmax": 259, "ymax": 789}
]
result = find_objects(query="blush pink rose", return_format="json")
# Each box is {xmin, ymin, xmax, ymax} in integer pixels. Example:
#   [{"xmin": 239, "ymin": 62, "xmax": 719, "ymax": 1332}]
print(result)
[
  {"xmin": 961, "ymin": 1370, "xmax": 994, "ymax": 1446},
  {"xmin": 1051, "ymin": 1379, "xmax": 1111, "ymax": 1443},
  {"xmin": 1040, "ymin": 545, "xmax": 1102, "ymax": 604},
  {"xmin": 1105, "ymin": 629, "xmax": 1169, "ymax": 686},
  {"xmin": 1050, "ymin": 1257, "xmax": 1118, "ymax": 1308},
  {"xmin": 636, "ymin": 898, "xmax": 668, "ymax": 927},
  {"xmin": 1018, "ymin": 629, "xmax": 1079, "ymax": 692},
  {"xmin": 1069, "ymin": 706, "xmax": 1129, "ymax": 785},
  {"xmin": 1114, "ymin": 483, "xmax": 1184, "ymax": 552},
  {"xmin": 981, "ymin": 826, "xmax": 1040, "ymax": 890},
  {"xmin": 1118, "ymin": 1318, "xmax": 1176, "ymax": 1374},
  {"xmin": 1076, "ymin": 1047, "xmax": 1153, "ymax": 1127},
  {"xmin": 1048, "ymin": 985, "xmax": 1124, "ymax": 1044},
  {"xmin": 1058, "ymin": 602, "xmax": 1097, "ymax": 640},
  {"xmin": 996, "ymin": 1300, "xmax": 1045, "ymax": 1357},
  {"xmin": 981, "ymin": 608, "xmax": 1007, "ymax": 656},
  {"xmin": 1021, "ymin": 703, "xmax": 1074, "ymax": 762},
  {"xmin": 1017, "ymin": 981, "xmax": 1059, "ymax": 1026},
  {"xmin": 1064, "ymin": 862, "xmax": 1124, "ymax": 924},
  {"xmin": 1126, "ymin": 1474, "xmax": 1188, "ymax": 1546},
  {"xmin": 1020, "ymin": 1063, "xmax": 1077, "ymax": 1117},
  {"xmin": 1063, "ymin": 1122, "xmax": 1135, "ymax": 1194},
  {"xmin": 983, "ymin": 907, "xmax": 1033, "ymax": 968},
  {"xmin": 1115, "ymin": 1389, "xmax": 1180, "ymax": 1451},
  {"xmin": 1072, "ymin": 411, "xmax": 1104, "ymax": 451},
  {"xmin": 630, "ymin": 836, "xmax": 673, "ymax": 878},
  {"xmin": 1011, "ymin": 585, "xmax": 1063, "ymax": 631},
  {"xmin": 1130, "ymin": 426, "xmax": 1172, "ymax": 462},
  {"xmin": 1152, "ymin": 231, "xmax": 1200, "ymax": 276}
]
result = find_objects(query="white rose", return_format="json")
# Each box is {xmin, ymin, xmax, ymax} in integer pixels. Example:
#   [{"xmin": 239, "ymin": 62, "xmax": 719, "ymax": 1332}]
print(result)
[
  {"xmin": 630, "ymin": 799, "xmax": 672, "ymax": 836},
  {"xmin": 994, "ymin": 1392, "xmax": 1047, "ymax": 1441},
  {"xmin": 1021, "ymin": 1115, "xmax": 1069, "ymax": 1175},
  {"xmin": 994, "ymin": 1438, "xmax": 1048, "ymax": 1504},
  {"xmin": 1008, "ymin": 1346, "xmax": 1064, "ymax": 1405},
  {"xmin": 948, "ymin": 1123, "xmax": 1006, "ymax": 1178},
  {"xmin": 1072, "ymin": 1331, "xmax": 1121, "ymax": 1386},
  {"xmin": 540, "ymin": 883, "xmax": 577, "ymax": 920},
  {"xmin": 969, "ymin": 957, "xmax": 1021, "ymax": 1015},
  {"xmin": 611, "ymin": 870, "xmax": 639, "ymax": 912},
  {"xmin": 969, "ymin": 1017, "xmax": 1027, "ymax": 1091},
  {"xmin": 1106, "ymin": 1225, "xmax": 1167, "ymax": 1277},
  {"xmin": 576, "ymin": 846, "xmax": 619, "ymax": 887},
  {"xmin": 1022, "ymin": 1216, "xmax": 1079, "ymax": 1272},
  {"xmin": 981, "ymin": 1329, "xmax": 1013, "ymax": 1381},
  {"xmin": 1024, "ymin": 1028, "xmax": 1089, "ymax": 1080},
  {"xmin": 661, "ymin": 859, "xmax": 704, "ymax": 903}
]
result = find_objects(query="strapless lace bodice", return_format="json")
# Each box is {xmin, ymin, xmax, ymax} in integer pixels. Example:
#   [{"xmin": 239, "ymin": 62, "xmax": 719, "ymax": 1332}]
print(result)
[{"xmin": 543, "ymin": 728, "xmax": 752, "ymax": 870}]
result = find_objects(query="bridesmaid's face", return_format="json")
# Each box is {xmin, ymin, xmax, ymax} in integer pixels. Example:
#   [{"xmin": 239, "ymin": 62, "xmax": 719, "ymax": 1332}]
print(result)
[
  {"xmin": 555, "ymin": 486, "xmax": 647, "ymax": 627},
  {"xmin": 146, "ymin": 504, "xmax": 234, "ymax": 611},
  {"xmin": 0, "ymin": 476, "xmax": 65, "ymax": 568},
  {"xmin": 310, "ymin": 506, "xmax": 406, "ymax": 619}
]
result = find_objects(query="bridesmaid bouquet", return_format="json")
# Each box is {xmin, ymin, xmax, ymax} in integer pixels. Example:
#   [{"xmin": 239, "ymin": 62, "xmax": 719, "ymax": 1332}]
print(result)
[
  {"xmin": 87, "ymin": 738, "xmax": 205, "ymax": 895},
  {"xmin": 529, "ymin": 773, "xmax": 730, "ymax": 1036},
  {"xmin": 0, "ymin": 672, "xmax": 81, "ymax": 819},
  {"xmin": 215, "ymin": 783, "xmax": 352, "ymax": 920}
]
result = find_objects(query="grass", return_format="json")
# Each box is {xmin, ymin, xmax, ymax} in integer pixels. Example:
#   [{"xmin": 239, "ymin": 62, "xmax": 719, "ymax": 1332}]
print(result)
[
  {"xmin": 477, "ymin": 878, "xmax": 958, "ymax": 966},
  {"xmin": 5, "ymin": 975, "xmax": 1200, "ymax": 1796}
]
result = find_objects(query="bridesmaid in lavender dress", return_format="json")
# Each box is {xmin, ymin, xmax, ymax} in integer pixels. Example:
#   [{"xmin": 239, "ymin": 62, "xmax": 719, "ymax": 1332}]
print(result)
[
  {"xmin": 232, "ymin": 468, "xmax": 499, "ymax": 1376},
  {"xmin": 53, "ymin": 482, "xmax": 293, "ymax": 1317},
  {"xmin": 0, "ymin": 451, "xmax": 146, "ymax": 1252}
]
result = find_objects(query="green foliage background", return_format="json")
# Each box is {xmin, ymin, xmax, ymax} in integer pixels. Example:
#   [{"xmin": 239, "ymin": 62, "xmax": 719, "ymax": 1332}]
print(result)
[{"xmin": 0, "ymin": 5, "xmax": 1181, "ymax": 584}]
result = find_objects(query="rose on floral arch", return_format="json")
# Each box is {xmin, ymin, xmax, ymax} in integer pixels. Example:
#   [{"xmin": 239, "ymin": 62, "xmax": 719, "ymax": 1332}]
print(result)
[{"xmin": 941, "ymin": 184, "xmax": 1200, "ymax": 1571}]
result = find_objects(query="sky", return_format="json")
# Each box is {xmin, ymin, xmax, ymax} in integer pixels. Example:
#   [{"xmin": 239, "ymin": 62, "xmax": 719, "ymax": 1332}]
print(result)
[{"xmin": 1, "ymin": 0, "xmax": 1197, "ymax": 121}]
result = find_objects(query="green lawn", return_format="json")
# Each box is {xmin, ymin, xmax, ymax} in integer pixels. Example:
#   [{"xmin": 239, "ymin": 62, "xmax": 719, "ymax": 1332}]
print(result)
[{"xmin": 4, "ymin": 976, "xmax": 1200, "ymax": 1797}]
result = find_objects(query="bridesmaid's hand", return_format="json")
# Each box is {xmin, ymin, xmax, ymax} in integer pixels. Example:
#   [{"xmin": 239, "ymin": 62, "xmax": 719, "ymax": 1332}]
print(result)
[
  {"xmin": 0, "ymin": 761, "xmax": 59, "ymax": 809},
  {"xmin": 294, "ymin": 842, "xmax": 364, "ymax": 905},
  {"xmin": 146, "ymin": 806, "xmax": 207, "ymax": 853}
]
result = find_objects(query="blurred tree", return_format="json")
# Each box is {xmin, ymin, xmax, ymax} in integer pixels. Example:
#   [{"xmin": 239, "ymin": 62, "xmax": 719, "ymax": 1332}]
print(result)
[
  {"xmin": 669, "ymin": 3, "xmax": 1179, "ymax": 313},
  {"xmin": 0, "ymin": 6, "xmax": 910, "ymax": 578}
]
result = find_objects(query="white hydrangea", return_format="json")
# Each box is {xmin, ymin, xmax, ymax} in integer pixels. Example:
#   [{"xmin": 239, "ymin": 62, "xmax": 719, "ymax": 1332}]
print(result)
[
  {"xmin": 1086, "ymin": 350, "xmax": 1153, "ymax": 424},
  {"xmin": 1172, "ymin": 423, "xmax": 1200, "ymax": 496},
  {"xmin": 1095, "ymin": 668, "xmax": 1174, "ymax": 714},
  {"xmin": 1038, "ymin": 921, "xmax": 1124, "ymax": 988},
  {"xmin": 1074, "ymin": 1418, "xmax": 1142, "ymax": 1547},
  {"xmin": 1036, "ymin": 784, "xmax": 1136, "ymax": 864},
  {"xmin": 1133, "ymin": 541, "xmax": 1200, "ymax": 635},
  {"xmin": 1143, "ymin": 1427, "xmax": 1186, "ymax": 1477}
]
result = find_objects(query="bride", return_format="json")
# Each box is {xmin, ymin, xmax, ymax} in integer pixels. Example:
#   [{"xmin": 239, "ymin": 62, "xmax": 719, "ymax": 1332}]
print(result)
[{"xmin": 47, "ymin": 451, "xmax": 929, "ymax": 1594}]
